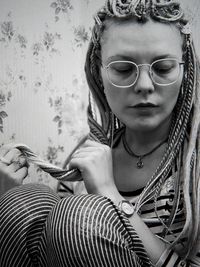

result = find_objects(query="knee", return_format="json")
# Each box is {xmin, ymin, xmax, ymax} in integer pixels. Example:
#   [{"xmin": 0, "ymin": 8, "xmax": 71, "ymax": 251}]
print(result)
[
  {"xmin": 0, "ymin": 184, "xmax": 60, "ymax": 266},
  {"xmin": 1, "ymin": 183, "xmax": 60, "ymax": 211},
  {"xmin": 0, "ymin": 184, "xmax": 60, "ymax": 232},
  {"xmin": 46, "ymin": 194, "xmax": 116, "ymax": 238},
  {"xmin": 45, "ymin": 194, "xmax": 131, "ymax": 266}
]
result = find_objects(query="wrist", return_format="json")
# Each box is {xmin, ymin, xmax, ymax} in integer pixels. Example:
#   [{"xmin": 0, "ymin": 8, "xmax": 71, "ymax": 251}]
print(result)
[
  {"xmin": 118, "ymin": 199, "xmax": 135, "ymax": 217},
  {"xmin": 103, "ymin": 188, "xmax": 124, "ymax": 205}
]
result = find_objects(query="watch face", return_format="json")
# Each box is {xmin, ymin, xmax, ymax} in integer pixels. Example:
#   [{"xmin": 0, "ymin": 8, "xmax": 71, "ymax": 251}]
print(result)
[{"xmin": 122, "ymin": 201, "xmax": 134, "ymax": 216}]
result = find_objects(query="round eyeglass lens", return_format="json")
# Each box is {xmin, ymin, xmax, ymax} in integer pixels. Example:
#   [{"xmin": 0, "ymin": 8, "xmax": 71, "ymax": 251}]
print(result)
[
  {"xmin": 107, "ymin": 61, "xmax": 138, "ymax": 87},
  {"xmin": 151, "ymin": 59, "xmax": 180, "ymax": 85}
]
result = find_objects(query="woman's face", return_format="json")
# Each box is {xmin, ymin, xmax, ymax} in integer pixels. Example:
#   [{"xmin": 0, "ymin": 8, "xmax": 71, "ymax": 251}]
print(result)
[{"xmin": 100, "ymin": 19, "xmax": 184, "ymax": 132}]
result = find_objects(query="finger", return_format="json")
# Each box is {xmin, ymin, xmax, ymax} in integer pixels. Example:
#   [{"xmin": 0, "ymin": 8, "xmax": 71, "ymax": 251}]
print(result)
[
  {"xmin": 0, "ymin": 156, "xmax": 10, "ymax": 166},
  {"xmin": 13, "ymin": 167, "xmax": 28, "ymax": 181},
  {"xmin": 73, "ymin": 150, "xmax": 110, "ymax": 161},
  {"xmin": 72, "ymin": 148, "xmax": 104, "ymax": 159},
  {"xmin": 73, "ymin": 147, "xmax": 99, "ymax": 155},
  {"xmin": 7, "ymin": 162, "xmax": 20, "ymax": 173},
  {"xmin": 81, "ymin": 139, "xmax": 103, "ymax": 148},
  {"xmin": 7, "ymin": 156, "xmax": 27, "ymax": 172},
  {"xmin": 14, "ymin": 155, "xmax": 27, "ymax": 168},
  {"xmin": 0, "ymin": 144, "xmax": 15, "ymax": 157},
  {"xmin": 69, "ymin": 158, "xmax": 86, "ymax": 172},
  {"xmin": 4, "ymin": 148, "xmax": 23, "ymax": 165},
  {"xmin": 75, "ymin": 144, "xmax": 110, "ymax": 154},
  {"xmin": 71, "ymin": 152, "xmax": 91, "ymax": 159}
]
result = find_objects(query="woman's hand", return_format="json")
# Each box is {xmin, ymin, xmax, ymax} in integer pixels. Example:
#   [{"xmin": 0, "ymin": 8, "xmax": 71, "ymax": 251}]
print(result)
[
  {"xmin": 0, "ymin": 144, "xmax": 28, "ymax": 197},
  {"xmin": 69, "ymin": 140, "xmax": 119, "ymax": 199}
]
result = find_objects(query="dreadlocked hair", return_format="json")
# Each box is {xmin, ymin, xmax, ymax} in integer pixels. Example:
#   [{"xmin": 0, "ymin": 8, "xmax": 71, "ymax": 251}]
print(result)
[{"xmin": 84, "ymin": 0, "xmax": 200, "ymax": 259}]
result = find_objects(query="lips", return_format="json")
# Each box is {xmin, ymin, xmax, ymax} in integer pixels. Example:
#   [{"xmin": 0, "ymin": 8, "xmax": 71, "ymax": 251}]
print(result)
[{"xmin": 132, "ymin": 102, "xmax": 158, "ymax": 108}]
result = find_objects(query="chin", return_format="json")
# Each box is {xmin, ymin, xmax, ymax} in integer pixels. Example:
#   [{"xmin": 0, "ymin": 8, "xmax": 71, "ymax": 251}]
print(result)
[
  {"xmin": 131, "ymin": 124, "xmax": 158, "ymax": 132},
  {"xmin": 126, "ymin": 118, "xmax": 162, "ymax": 132}
]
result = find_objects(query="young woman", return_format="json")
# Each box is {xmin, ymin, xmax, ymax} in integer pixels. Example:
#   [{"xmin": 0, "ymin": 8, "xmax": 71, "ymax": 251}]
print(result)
[{"xmin": 1, "ymin": 0, "xmax": 200, "ymax": 266}]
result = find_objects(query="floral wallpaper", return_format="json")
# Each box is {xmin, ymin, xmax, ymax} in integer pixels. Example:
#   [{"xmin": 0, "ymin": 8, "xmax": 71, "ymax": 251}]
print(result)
[{"xmin": 0, "ymin": 0, "xmax": 200, "ymax": 190}]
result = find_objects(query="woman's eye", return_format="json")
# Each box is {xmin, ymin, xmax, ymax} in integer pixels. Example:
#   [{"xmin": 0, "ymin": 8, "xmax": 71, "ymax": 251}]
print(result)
[
  {"xmin": 153, "ymin": 61, "xmax": 176, "ymax": 75},
  {"xmin": 114, "ymin": 68, "xmax": 132, "ymax": 73},
  {"xmin": 110, "ymin": 64, "xmax": 134, "ymax": 74},
  {"xmin": 153, "ymin": 65, "xmax": 172, "ymax": 73}
]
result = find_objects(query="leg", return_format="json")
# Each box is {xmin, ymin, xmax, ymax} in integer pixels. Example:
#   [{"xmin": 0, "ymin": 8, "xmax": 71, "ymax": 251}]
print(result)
[
  {"xmin": 45, "ymin": 194, "xmax": 151, "ymax": 267},
  {"xmin": 0, "ymin": 184, "xmax": 60, "ymax": 267}
]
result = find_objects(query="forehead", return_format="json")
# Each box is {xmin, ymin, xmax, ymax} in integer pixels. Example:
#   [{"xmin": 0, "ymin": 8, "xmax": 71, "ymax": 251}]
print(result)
[{"xmin": 101, "ymin": 18, "xmax": 183, "ymax": 63}]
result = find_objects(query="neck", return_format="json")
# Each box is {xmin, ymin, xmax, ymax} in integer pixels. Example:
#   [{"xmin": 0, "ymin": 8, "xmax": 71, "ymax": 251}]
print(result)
[{"xmin": 125, "ymin": 117, "xmax": 171, "ymax": 154}]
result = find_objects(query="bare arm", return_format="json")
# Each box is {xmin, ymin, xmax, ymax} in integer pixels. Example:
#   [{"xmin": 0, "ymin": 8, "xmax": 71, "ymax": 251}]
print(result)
[{"xmin": 70, "ymin": 140, "xmax": 187, "ymax": 266}]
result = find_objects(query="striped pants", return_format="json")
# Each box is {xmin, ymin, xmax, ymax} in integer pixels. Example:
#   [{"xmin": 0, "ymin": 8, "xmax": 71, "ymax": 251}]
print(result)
[{"xmin": 0, "ymin": 184, "xmax": 151, "ymax": 267}]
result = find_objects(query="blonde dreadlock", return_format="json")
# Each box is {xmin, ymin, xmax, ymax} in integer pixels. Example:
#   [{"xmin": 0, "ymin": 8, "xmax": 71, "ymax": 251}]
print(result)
[{"xmin": 84, "ymin": 0, "xmax": 200, "ymax": 259}]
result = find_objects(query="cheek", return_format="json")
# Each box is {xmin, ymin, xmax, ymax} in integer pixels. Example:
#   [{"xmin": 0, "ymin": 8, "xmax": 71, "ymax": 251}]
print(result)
[
  {"xmin": 163, "ymin": 82, "xmax": 181, "ymax": 113},
  {"xmin": 102, "ymin": 81, "xmax": 126, "ymax": 118},
  {"xmin": 104, "ymin": 85, "xmax": 122, "ymax": 108},
  {"xmin": 164, "ymin": 66, "xmax": 183, "ymax": 104},
  {"xmin": 101, "ymin": 68, "xmax": 121, "ymax": 108},
  {"xmin": 101, "ymin": 68, "xmax": 108, "ymax": 91}
]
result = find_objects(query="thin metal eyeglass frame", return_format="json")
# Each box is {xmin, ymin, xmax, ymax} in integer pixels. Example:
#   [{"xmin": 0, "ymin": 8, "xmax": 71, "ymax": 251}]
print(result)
[{"xmin": 103, "ymin": 58, "xmax": 185, "ymax": 88}]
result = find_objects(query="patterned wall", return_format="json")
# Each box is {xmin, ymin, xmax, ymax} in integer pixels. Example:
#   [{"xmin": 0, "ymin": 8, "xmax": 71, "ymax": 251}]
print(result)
[{"xmin": 0, "ymin": 0, "xmax": 200, "ymax": 190}]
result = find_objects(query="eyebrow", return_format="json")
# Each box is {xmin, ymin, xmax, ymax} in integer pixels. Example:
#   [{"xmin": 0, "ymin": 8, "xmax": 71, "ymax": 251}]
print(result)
[
  {"xmin": 106, "ymin": 55, "xmax": 135, "ymax": 63},
  {"xmin": 106, "ymin": 54, "xmax": 180, "ymax": 63},
  {"xmin": 153, "ymin": 54, "xmax": 179, "ymax": 61}
]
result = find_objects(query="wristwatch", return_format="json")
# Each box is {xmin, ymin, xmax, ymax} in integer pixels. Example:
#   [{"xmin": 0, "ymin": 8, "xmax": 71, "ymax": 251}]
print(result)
[{"xmin": 118, "ymin": 200, "xmax": 135, "ymax": 218}]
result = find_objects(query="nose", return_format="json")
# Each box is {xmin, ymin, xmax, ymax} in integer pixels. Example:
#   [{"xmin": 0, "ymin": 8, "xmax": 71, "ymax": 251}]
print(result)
[{"xmin": 133, "ymin": 65, "xmax": 155, "ymax": 94}]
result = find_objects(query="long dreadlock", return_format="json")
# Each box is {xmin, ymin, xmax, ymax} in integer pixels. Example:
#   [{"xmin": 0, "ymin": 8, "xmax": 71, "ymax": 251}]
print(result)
[{"xmin": 84, "ymin": 0, "xmax": 200, "ymax": 259}]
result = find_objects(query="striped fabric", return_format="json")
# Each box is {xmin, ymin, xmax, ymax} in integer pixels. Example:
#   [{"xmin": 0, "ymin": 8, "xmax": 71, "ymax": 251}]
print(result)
[
  {"xmin": 0, "ymin": 184, "xmax": 152, "ymax": 267},
  {"xmin": 58, "ymin": 175, "xmax": 200, "ymax": 267}
]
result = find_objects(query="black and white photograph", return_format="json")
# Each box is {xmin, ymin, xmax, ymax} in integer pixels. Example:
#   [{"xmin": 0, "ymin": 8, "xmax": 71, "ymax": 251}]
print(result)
[{"xmin": 0, "ymin": 0, "xmax": 200, "ymax": 266}]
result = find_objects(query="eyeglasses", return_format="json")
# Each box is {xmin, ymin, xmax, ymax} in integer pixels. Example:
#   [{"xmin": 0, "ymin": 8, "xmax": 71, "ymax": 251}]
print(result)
[{"xmin": 103, "ymin": 58, "xmax": 184, "ymax": 88}]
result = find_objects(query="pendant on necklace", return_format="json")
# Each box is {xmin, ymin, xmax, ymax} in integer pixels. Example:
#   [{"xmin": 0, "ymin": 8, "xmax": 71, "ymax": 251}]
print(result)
[{"xmin": 136, "ymin": 157, "xmax": 144, "ymax": 169}]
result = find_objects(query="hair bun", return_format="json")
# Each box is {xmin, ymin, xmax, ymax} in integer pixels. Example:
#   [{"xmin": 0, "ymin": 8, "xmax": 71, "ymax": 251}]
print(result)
[{"xmin": 103, "ymin": 0, "xmax": 183, "ymax": 21}]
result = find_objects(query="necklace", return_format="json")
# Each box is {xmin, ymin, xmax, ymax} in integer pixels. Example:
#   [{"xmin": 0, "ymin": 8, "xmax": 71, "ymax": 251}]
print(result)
[{"xmin": 122, "ymin": 133, "xmax": 167, "ymax": 169}]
